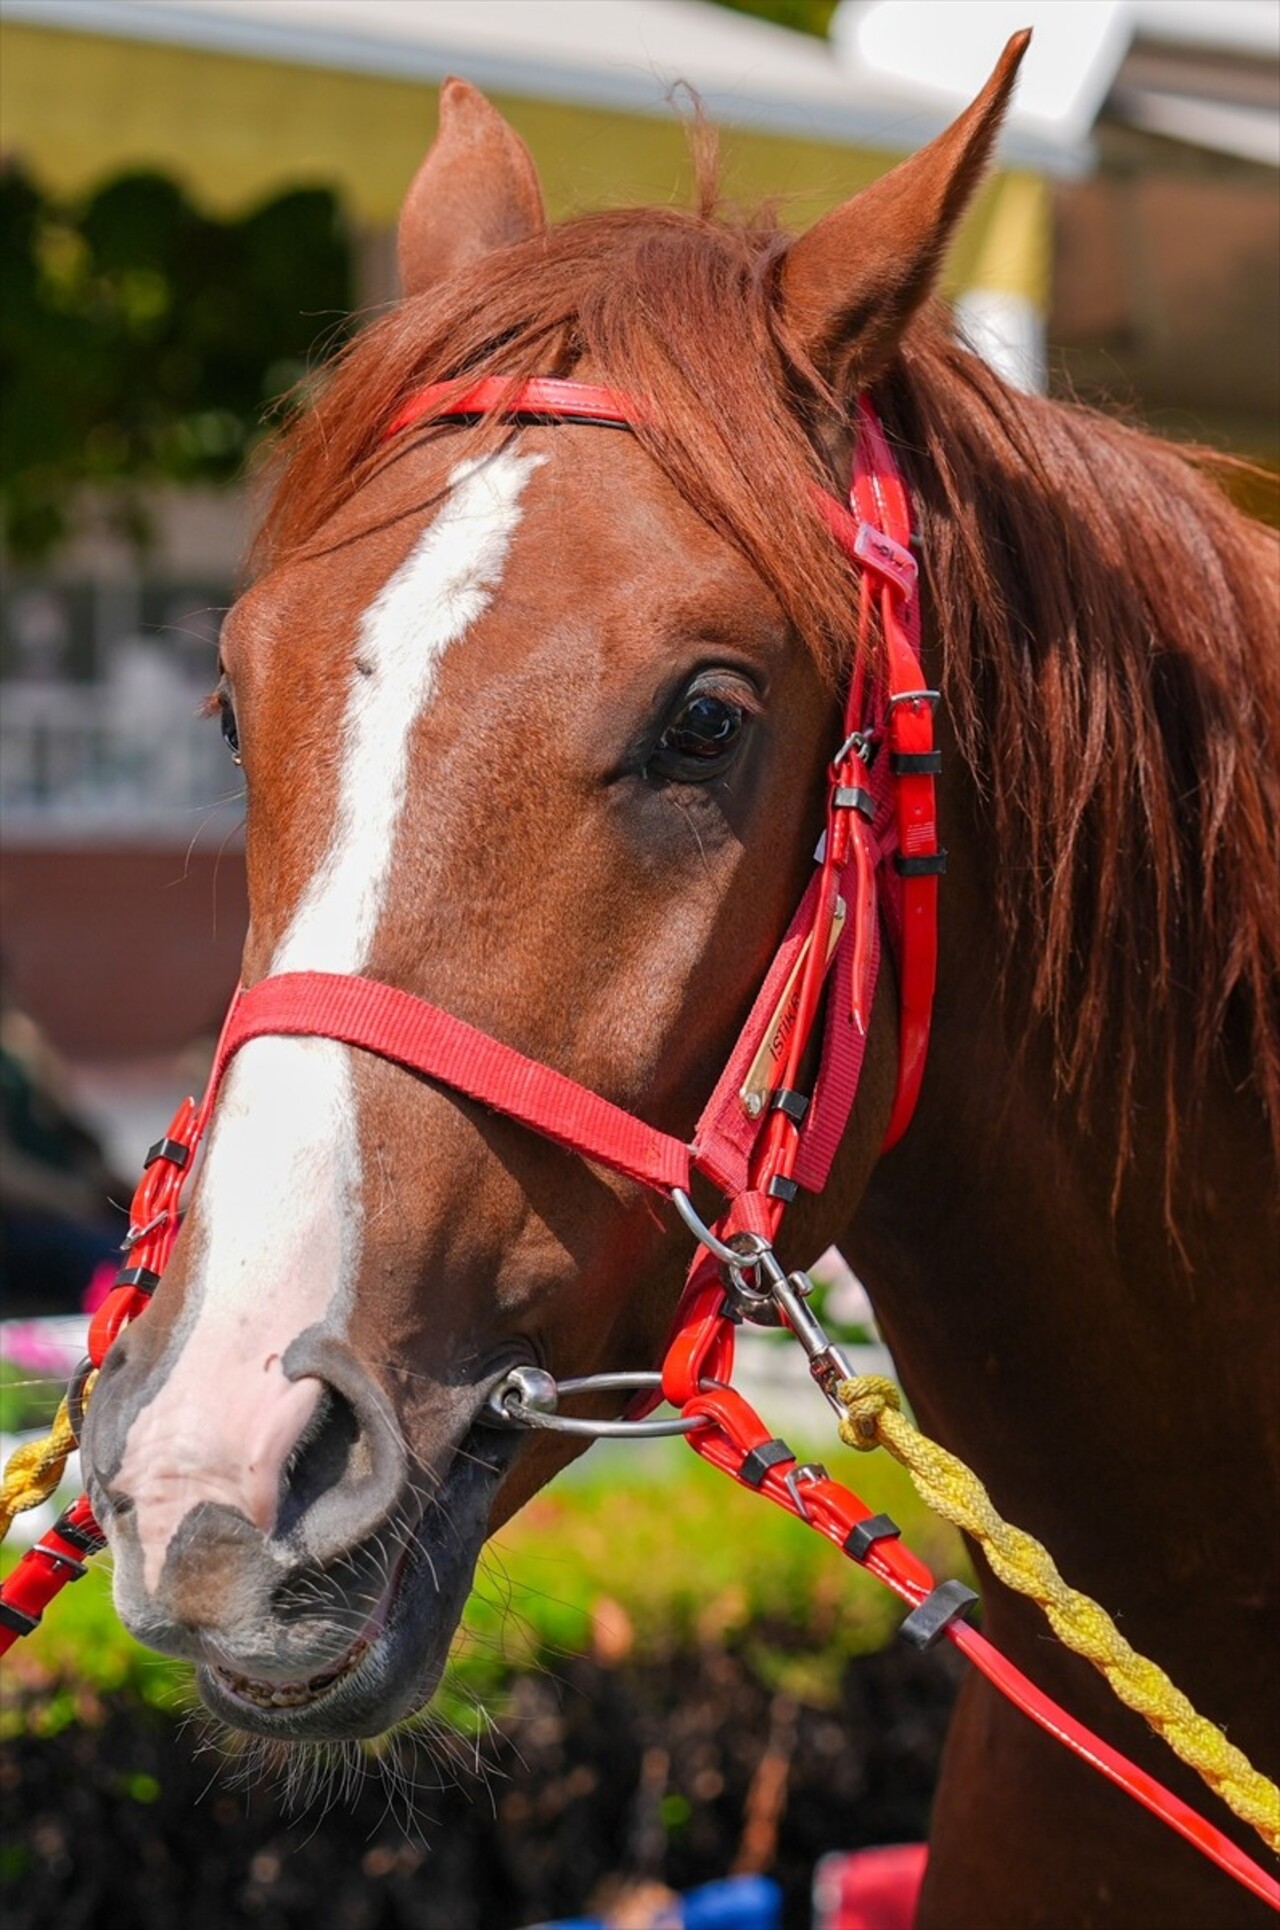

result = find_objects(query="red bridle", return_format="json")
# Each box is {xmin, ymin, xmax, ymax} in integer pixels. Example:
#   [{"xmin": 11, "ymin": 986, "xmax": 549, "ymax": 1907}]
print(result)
[
  {"xmin": 199, "ymin": 378, "xmax": 942, "ymax": 1234},
  {"xmin": 5, "ymin": 380, "xmax": 1275, "ymax": 1912}
]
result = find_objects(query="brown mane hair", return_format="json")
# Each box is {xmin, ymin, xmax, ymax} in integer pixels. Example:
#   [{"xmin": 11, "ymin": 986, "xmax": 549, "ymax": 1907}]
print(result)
[{"xmin": 254, "ymin": 192, "xmax": 1280, "ymax": 1203}]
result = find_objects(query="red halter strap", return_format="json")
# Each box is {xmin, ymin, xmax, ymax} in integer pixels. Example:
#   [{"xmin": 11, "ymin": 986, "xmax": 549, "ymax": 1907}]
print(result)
[
  {"xmin": 199, "ymin": 375, "xmax": 939, "ymax": 1200},
  {"xmin": 167, "ymin": 377, "xmax": 938, "ymax": 1226}
]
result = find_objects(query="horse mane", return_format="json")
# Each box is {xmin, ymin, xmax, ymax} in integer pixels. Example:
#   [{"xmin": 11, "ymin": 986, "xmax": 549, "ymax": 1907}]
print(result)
[
  {"xmin": 878, "ymin": 340, "xmax": 1280, "ymax": 1201},
  {"xmin": 254, "ymin": 189, "xmax": 1280, "ymax": 1206}
]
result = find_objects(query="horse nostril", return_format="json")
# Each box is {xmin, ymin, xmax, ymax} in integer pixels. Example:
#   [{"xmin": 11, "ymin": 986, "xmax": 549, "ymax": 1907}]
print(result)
[{"xmin": 276, "ymin": 1383, "xmax": 362, "ymax": 1537}]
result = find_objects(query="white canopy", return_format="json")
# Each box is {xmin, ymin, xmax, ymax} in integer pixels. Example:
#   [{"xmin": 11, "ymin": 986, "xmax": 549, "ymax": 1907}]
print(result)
[{"xmin": 3, "ymin": 0, "xmax": 1090, "ymax": 173}]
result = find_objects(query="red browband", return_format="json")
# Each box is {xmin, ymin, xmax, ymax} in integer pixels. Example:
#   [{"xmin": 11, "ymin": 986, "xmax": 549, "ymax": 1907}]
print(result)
[{"xmin": 5, "ymin": 380, "xmax": 1272, "ymax": 1910}]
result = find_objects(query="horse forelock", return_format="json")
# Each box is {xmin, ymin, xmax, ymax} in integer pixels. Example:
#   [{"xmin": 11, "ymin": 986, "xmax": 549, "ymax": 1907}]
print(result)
[{"xmin": 251, "ymin": 194, "xmax": 1279, "ymax": 1216}]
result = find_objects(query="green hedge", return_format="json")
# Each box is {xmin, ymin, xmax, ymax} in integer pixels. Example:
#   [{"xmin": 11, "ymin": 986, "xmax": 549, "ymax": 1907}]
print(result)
[{"xmin": 3, "ymin": 1443, "xmax": 969, "ymax": 1738}]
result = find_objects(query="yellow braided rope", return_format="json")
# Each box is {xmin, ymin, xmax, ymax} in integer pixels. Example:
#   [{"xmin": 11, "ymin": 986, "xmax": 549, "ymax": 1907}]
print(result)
[
  {"xmin": 0, "ymin": 1383, "xmax": 92, "ymax": 1542},
  {"xmin": 837, "ymin": 1374, "xmax": 1280, "ymax": 1852}
]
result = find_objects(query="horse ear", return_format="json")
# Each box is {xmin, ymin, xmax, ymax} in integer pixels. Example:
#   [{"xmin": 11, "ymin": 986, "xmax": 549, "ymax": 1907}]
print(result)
[
  {"xmin": 398, "ymin": 77, "xmax": 546, "ymax": 297},
  {"xmin": 779, "ymin": 32, "xmax": 1030, "ymax": 392}
]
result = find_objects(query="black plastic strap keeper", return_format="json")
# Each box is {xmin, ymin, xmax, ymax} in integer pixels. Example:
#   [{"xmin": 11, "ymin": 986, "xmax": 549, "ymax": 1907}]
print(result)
[
  {"xmin": 766, "ymin": 1174, "xmax": 798, "ymax": 1203},
  {"xmin": 843, "ymin": 1512, "xmax": 902, "ymax": 1561},
  {"xmin": 833, "ymin": 785, "xmax": 875, "ymax": 820},
  {"xmin": 115, "ymin": 1266, "xmax": 161, "ymax": 1295},
  {"xmin": 771, "ymin": 1088, "xmax": 810, "ymax": 1124},
  {"xmin": 52, "ymin": 1512, "xmax": 104, "ymax": 1556},
  {"xmin": 0, "ymin": 1600, "xmax": 41, "ymax": 1636},
  {"xmin": 145, "ymin": 1136, "xmax": 190, "ymax": 1169},
  {"xmin": 894, "ymin": 850, "xmax": 948, "ymax": 878},
  {"xmin": 739, "ymin": 1438, "xmax": 796, "ymax": 1488},
  {"xmin": 899, "ymin": 1579, "xmax": 978, "ymax": 1650},
  {"xmin": 890, "ymin": 750, "xmax": 942, "ymax": 775}
]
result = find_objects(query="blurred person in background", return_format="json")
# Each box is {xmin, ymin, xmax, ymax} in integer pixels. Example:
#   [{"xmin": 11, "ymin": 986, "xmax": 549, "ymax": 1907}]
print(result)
[{"xmin": 0, "ymin": 978, "xmax": 126, "ymax": 1316}]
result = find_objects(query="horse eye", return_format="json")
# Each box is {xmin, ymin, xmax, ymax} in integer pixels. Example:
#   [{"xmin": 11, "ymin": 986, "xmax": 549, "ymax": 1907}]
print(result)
[
  {"xmin": 649, "ymin": 690, "xmax": 746, "ymax": 780},
  {"xmin": 216, "ymin": 683, "xmax": 241, "ymax": 763}
]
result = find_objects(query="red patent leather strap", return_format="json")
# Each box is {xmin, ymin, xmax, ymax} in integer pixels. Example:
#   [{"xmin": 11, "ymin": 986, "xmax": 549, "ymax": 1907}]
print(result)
[
  {"xmin": 0, "ymin": 1494, "xmax": 105, "ymax": 1653},
  {"xmin": 951, "ymin": 1623, "xmax": 1280, "ymax": 1910},
  {"xmin": 388, "ymin": 375, "xmax": 637, "ymax": 438},
  {"xmin": 690, "ymin": 868, "xmax": 828, "ymax": 1194},
  {"xmin": 208, "ymin": 974, "xmax": 693, "ymax": 1196},
  {"xmin": 850, "ymin": 401, "xmax": 940, "ymax": 1148},
  {"xmin": 676, "ymin": 1386, "xmax": 1280, "ymax": 1914}
]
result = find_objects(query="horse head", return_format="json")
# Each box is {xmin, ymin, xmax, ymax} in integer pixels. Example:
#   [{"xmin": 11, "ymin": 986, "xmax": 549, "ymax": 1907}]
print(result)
[{"xmin": 79, "ymin": 47, "xmax": 1030, "ymax": 1740}]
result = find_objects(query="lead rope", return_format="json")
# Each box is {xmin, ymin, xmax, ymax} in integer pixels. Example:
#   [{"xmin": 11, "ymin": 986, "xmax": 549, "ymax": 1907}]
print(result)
[
  {"xmin": 0, "ymin": 1393, "xmax": 86, "ymax": 1539},
  {"xmin": 835, "ymin": 1374, "xmax": 1280, "ymax": 1852}
]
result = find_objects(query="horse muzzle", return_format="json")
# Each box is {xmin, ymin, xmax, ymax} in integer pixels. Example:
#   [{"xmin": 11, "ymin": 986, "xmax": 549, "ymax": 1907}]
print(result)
[
  {"xmin": 81, "ymin": 1333, "xmax": 520, "ymax": 1738},
  {"xmin": 196, "ymin": 1416, "xmax": 517, "ymax": 1740}
]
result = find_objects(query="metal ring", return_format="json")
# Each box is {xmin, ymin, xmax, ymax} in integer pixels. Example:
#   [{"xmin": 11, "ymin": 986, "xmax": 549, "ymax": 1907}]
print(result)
[
  {"xmin": 670, "ymin": 1188, "xmax": 774, "ymax": 1279},
  {"xmin": 484, "ymin": 1368, "xmax": 722, "ymax": 1439}
]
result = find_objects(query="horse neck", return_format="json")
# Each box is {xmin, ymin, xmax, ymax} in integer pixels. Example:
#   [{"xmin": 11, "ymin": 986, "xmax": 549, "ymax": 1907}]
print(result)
[{"xmin": 841, "ymin": 760, "xmax": 1280, "ymax": 1634}]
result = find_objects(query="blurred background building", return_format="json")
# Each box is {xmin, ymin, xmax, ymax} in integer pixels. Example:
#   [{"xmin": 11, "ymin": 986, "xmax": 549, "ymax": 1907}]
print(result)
[{"xmin": 1, "ymin": 0, "xmax": 1277, "ymax": 1082}]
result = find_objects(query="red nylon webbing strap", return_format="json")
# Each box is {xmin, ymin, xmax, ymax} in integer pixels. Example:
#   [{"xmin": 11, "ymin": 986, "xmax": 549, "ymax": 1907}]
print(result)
[{"xmin": 213, "ymin": 974, "xmax": 693, "ymax": 1197}]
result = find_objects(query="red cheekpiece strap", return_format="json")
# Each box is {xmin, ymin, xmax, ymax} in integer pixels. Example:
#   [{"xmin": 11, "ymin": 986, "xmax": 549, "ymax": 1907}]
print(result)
[
  {"xmin": 212, "ymin": 973, "xmax": 692, "ymax": 1197},
  {"xmin": 851, "ymin": 401, "xmax": 940, "ymax": 1149},
  {"xmin": 383, "ymin": 376, "xmax": 939, "ymax": 1159},
  {"xmin": 690, "ymin": 871, "xmax": 825, "ymax": 1193}
]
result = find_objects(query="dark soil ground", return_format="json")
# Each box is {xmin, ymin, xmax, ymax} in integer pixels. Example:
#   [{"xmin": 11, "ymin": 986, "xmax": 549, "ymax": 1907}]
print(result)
[{"xmin": 2, "ymin": 1632, "xmax": 961, "ymax": 1930}]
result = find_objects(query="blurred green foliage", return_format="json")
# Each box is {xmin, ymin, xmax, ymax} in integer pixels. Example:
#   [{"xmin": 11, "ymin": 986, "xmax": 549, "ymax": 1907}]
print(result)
[
  {"xmin": 713, "ymin": 0, "xmax": 840, "ymax": 36},
  {"xmin": 2, "ymin": 1446, "xmax": 969, "ymax": 1739},
  {"xmin": 0, "ymin": 1356, "xmax": 62, "ymax": 1434},
  {"xmin": 0, "ymin": 166, "xmax": 353, "ymax": 559}
]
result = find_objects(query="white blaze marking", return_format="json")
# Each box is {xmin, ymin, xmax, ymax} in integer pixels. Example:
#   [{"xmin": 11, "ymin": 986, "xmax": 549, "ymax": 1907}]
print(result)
[{"xmin": 117, "ymin": 451, "xmax": 544, "ymax": 1582}]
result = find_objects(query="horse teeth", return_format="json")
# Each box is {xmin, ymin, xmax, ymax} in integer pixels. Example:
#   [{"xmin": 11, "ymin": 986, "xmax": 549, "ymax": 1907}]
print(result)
[{"xmin": 216, "ymin": 1635, "xmax": 370, "ymax": 1710}]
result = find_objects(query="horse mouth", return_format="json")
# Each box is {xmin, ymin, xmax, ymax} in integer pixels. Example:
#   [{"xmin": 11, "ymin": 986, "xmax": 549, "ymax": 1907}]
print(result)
[
  {"xmin": 198, "ymin": 1417, "xmax": 519, "ymax": 1739},
  {"xmin": 214, "ymin": 1633, "xmax": 374, "ymax": 1712},
  {"xmin": 210, "ymin": 1551, "xmax": 403, "ymax": 1715}
]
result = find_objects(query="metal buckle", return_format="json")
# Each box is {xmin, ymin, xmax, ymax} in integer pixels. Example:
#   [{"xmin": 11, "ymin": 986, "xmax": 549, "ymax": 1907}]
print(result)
[
  {"xmin": 668, "ymin": 1193, "xmax": 856, "ymax": 1409},
  {"xmin": 886, "ymin": 688, "xmax": 940, "ymax": 711},
  {"xmin": 783, "ymin": 1462, "xmax": 829, "ymax": 1520},
  {"xmin": 833, "ymin": 726, "xmax": 880, "ymax": 769}
]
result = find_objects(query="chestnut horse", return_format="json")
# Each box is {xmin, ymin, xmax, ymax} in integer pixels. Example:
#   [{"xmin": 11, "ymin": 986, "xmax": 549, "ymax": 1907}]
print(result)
[{"xmin": 80, "ymin": 40, "xmax": 1279, "ymax": 1928}]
